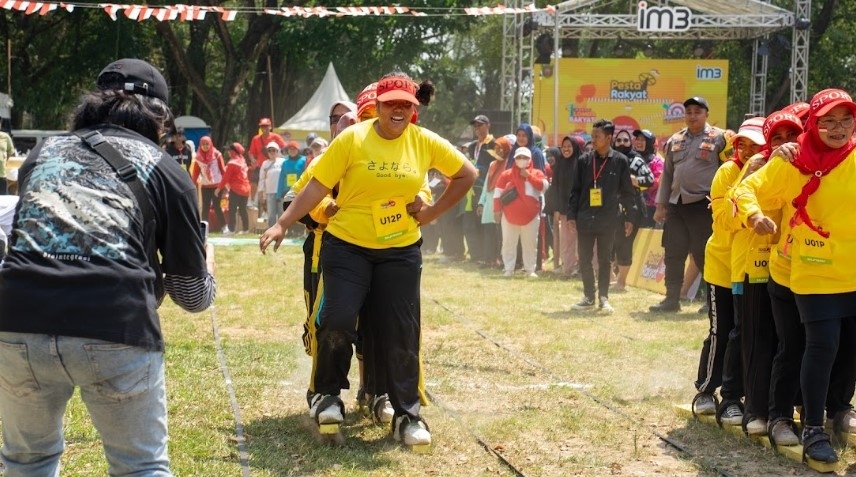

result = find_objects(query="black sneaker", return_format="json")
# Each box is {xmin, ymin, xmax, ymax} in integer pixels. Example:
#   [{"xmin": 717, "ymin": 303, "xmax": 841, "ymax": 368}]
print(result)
[
  {"xmin": 572, "ymin": 297, "xmax": 595, "ymax": 309},
  {"xmin": 649, "ymin": 299, "xmax": 681, "ymax": 312},
  {"xmin": 802, "ymin": 426, "xmax": 838, "ymax": 463}
]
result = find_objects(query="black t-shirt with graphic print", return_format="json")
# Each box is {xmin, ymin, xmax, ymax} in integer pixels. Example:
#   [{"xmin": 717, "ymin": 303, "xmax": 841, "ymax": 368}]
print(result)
[{"xmin": 0, "ymin": 125, "xmax": 207, "ymax": 351}]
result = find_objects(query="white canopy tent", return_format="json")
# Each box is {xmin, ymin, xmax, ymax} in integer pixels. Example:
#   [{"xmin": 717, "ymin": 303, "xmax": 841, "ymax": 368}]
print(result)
[{"xmin": 275, "ymin": 63, "xmax": 350, "ymax": 140}]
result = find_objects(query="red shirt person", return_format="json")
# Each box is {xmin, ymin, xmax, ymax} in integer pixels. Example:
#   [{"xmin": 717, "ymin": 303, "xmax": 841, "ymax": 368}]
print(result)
[{"xmin": 247, "ymin": 117, "xmax": 287, "ymax": 206}]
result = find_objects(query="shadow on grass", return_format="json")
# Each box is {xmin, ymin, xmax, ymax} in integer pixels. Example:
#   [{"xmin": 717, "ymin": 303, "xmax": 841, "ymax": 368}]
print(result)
[
  {"xmin": 242, "ymin": 412, "xmax": 397, "ymax": 474},
  {"xmin": 629, "ymin": 309, "xmax": 705, "ymax": 322},
  {"xmin": 540, "ymin": 308, "xmax": 608, "ymax": 320},
  {"xmin": 663, "ymin": 423, "xmax": 737, "ymax": 476}
]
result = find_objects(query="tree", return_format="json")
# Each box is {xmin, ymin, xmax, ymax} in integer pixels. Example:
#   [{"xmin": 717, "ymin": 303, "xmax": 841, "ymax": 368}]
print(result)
[
  {"xmin": 155, "ymin": 1, "xmax": 282, "ymax": 144},
  {"xmin": 0, "ymin": 9, "xmax": 153, "ymax": 129}
]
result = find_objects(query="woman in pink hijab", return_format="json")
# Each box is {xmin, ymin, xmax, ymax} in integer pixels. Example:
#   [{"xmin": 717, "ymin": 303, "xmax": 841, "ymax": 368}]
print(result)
[{"xmin": 191, "ymin": 136, "xmax": 228, "ymax": 232}]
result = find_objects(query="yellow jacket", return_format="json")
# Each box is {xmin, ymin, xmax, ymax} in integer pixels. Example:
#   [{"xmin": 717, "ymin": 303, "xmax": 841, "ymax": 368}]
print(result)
[
  {"xmin": 703, "ymin": 161, "xmax": 742, "ymax": 288},
  {"xmin": 728, "ymin": 155, "xmax": 781, "ymax": 286},
  {"xmin": 734, "ymin": 151, "xmax": 856, "ymax": 294}
]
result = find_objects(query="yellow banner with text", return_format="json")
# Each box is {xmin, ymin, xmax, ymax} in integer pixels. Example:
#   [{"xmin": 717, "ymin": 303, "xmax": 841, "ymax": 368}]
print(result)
[{"xmin": 532, "ymin": 58, "xmax": 729, "ymax": 147}]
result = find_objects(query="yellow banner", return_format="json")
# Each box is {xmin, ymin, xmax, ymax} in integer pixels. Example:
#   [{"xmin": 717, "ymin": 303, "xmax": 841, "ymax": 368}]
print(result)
[{"xmin": 532, "ymin": 58, "xmax": 729, "ymax": 146}]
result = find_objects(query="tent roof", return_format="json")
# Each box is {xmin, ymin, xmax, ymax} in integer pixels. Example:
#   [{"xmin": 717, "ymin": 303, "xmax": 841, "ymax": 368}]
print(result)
[
  {"xmin": 174, "ymin": 115, "xmax": 210, "ymax": 129},
  {"xmin": 276, "ymin": 63, "xmax": 351, "ymax": 135}
]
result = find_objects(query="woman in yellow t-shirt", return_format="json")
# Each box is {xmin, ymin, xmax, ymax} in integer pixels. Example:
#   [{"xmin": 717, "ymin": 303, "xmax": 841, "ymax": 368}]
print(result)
[
  {"xmin": 734, "ymin": 89, "xmax": 856, "ymax": 464},
  {"xmin": 260, "ymin": 72, "xmax": 477, "ymax": 448}
]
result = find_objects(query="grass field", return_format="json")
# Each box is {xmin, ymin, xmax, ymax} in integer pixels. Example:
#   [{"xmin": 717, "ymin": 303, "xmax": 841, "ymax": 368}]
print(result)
[{"xmin": 13, "ymin": 239, "xmax": 856, "ymax": 476}]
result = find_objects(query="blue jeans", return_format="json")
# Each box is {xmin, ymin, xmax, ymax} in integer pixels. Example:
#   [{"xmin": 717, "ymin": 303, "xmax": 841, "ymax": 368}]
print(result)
[
  {"xmin": 267, "ymin": 193, "xmax": 279, "ymax": 227},
  {"xmin": 0, "ymin": 332, "xmax": 171, "ymax": 477}
]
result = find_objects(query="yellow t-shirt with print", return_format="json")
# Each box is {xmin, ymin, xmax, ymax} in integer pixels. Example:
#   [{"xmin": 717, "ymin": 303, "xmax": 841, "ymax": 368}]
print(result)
[
  {"xmin": 734, "ymin": 151, "xmax": 856, "ymax": 294},
  {"xmin": 312, "ymin": 120, "xmax": 466, "ymax": 249}
]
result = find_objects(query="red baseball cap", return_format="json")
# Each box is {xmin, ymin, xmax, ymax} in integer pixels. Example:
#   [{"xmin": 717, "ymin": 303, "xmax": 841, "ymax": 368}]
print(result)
[{"xmin": 258, "ymin": 117, "xmax": 272, "ymax": 127}]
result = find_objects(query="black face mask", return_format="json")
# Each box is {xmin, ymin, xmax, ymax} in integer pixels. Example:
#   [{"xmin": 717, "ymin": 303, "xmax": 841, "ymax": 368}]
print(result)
[{"xmin": 614, "ymin": 145, "xmax": 632, "ymax": 156}]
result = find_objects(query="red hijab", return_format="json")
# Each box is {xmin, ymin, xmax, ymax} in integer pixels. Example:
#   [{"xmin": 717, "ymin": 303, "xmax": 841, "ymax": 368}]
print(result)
[
  {"xmin": 790, "ymin": 89, "xmax": 856, "ymax": 238},
  {"xmin": 196, "ymin": 136, "xmax": 222, "ymax": 165}
]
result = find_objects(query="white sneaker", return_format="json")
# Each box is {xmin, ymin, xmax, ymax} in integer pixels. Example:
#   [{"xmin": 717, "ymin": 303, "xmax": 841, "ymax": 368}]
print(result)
[
  {"xmin": 371, "ymin": 394, "xmax": 394, "ymax": 424},
  {"xmin": 829, "ymin": 409, "xmax": 856, "ymax": 433},
  {"xmin": 527, "ymin": 272, "xmax": 538, "ymax": 278},
  {"xmin": 746, "ymin": 417, "xmax": 767, "ymax": 435},
  {"xmin": 309, "ymin": 394, "xmax": 344, "ymax": 424},
  {"xmin": 221, "ymin": 226, "xmax": 232, "ymax": 235},
  {"xmin": 393, "ymin": 415, "xmax": 431, "ymax": 446},
  {"xmin": 503, "ymin": 270, "xmax": 513, "ymax": 277},
  {"xmin": 693, "ymin": 393, "xmax": 716, "ymax": 415}
]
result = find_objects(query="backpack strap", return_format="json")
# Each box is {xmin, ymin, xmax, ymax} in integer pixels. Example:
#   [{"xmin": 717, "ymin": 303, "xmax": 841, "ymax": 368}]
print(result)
[{"xmin": 74, "ymin": 129, "xmax": 155, "ymax": 226}]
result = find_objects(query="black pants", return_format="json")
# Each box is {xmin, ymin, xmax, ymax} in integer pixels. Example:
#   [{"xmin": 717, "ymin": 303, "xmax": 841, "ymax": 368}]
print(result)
[
  {"xmin": 200, "ymin": 187, "xmax": 226, "ymax": 229},
  {"xmin": 0, "ymin": 177, "xmax": 7, "ymax": 195},
  {"xmin": 462, "ymin": 210, "xmax": 482, "ymax": 262},
  {"xmin": 767, "ymin": 280, "xmax": 856, "ymax": 421},
  {"xmin": 662, "ymin": 201, "xmax": 712, "ymax": 298},
  {"xmin": 767, "ymin": 279, "xmax": 804, "ymax": 420},
  {"xmin": 315, "ymin": 233, "xmax": 423, "ymax": 418},
  {"xmin": 613, "ymin": 222, "xmax": 639, "ymax": 266},
  {"xmin": 227, "ymin": 193, "xmax": 249, "ymax": 232},
  {"xmin": 303, "ymin": 231, "xmax": 323, "ymax": 318},
  {"xmin": 439, "ymin": 211, "xmax": 464, "ymax": 259},
  {"xmin": 481, "ymin": 222, "xmax": 501, "ymax": 266},
  {"xmin": 795, "ymin": 293, "xmax": 856, "ymax": 427},
  {"xmin": 741, "ymin": 277, "xmax": 777, "ymax": 420},
  {"xmin": 577, "ymin": 227, "xmax": 616, "ymax": 300},
  {"xmin": 695, "ymin": 283, "xmax": 743, "ymax": 400}
]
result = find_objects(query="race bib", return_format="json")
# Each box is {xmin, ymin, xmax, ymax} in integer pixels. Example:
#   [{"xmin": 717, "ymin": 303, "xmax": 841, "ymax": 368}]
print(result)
[
  {"xmin": 747, "ymin": 247, "xmax": 771, "ymax": 283},
  {"xmin": 799, "ymin": 236, "xmax": 832, "ymax": 265},
  {"xmin": 589, "ymin": 188, "xmax": 602, "ymax": 207},
  {"xmin": 371, "ymin": 196, "xmax": 409, "ymax": 241},
  {"xmin": 286, "ymin": 173, "xmax": 298, "ymax": 187}
]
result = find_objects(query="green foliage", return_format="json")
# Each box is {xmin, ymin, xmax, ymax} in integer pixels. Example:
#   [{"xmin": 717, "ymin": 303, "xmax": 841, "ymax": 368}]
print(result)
[{"xmin": 3, "ymin": 1, "xmax": 856, "ymax": 141}]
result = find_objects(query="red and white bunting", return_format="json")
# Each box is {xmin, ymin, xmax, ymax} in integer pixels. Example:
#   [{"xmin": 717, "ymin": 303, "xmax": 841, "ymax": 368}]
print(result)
[
  {"xmin": 0, "ymin": 0, "xmax": 59, "ymax": 15},
  {"xmin": 6, "ymin": 2, "xmax": 556, "ymax": 20},
  {"xmin": 464, "ymin": 4, "xmax": 542, "ymax": 15}
]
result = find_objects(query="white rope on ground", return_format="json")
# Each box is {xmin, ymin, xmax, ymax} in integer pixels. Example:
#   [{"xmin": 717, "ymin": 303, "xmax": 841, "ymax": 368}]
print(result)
[{"xmin": 210, "ymin": 305, "xmax": 252, "ymax": 477}]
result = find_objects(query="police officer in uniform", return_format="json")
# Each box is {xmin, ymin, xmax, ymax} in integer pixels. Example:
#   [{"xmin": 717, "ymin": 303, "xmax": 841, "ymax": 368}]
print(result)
[{"xmin": 650, "ymin": 97, "xmax": 726, "ymax": 312}]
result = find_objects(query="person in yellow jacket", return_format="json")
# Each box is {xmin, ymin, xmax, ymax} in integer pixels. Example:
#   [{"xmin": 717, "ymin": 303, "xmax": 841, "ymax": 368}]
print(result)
[
  {"xmin": 728, "ymin": 116, "xmax": 798, "ymax": 439},
  {"xmin": 726, "ymin": 111, "xmax": 804, "ymax": 446},
  {"xmin": 691, "ymin": 119, "xmax": 761, "ymax": 424},
  {"xmin": 733, "ymin": 89, "xmax": 856, "ymax": 464}
]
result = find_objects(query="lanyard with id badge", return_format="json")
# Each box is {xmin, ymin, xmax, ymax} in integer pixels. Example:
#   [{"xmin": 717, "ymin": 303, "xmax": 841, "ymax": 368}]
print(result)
[
  {"xmin": 371, "ymin": 196, "xmax": 410, "ymax": 242},
  {"xmin": 590, "ymin": 155, "xmax": 609, "ymax": 207}
]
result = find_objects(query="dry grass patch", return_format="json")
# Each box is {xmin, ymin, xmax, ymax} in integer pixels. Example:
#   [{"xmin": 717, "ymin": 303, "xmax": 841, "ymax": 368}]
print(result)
[{"xmin": 12, "ymin": 243, "xmax": 854, "ymax": 476}]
